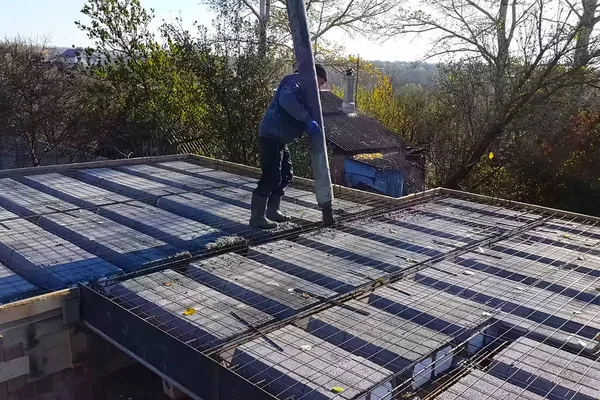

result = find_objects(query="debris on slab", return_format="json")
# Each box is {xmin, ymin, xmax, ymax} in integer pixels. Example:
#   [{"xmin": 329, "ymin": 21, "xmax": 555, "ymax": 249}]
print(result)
[
  {"xmin": 269, "ymin": 221, "xmax": 300, "ymax": 233},
  {"xmin": 205, "ymin": 235, "xmax": 246, "ymax": 251}
]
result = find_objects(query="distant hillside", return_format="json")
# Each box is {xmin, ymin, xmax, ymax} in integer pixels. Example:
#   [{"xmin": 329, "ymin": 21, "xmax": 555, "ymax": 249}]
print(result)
[
  {"xmin": 327, "ymin": 60, "xmax": 438, "ymax": 91},
  {"xmin": 372, "ymin": 61, "xmax": 438, "ymax": 88}
]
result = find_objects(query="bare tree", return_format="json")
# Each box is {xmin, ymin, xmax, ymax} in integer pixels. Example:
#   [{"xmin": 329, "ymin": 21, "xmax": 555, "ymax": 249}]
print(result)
[
  {"xmin": 204, "ymin": 0, "xmax": 403, "ymax": 56},
  {"xmin": 394, "ymin": 0, "xmax": 600, "ymax": 188},
  {"xmin": 0, "ymin": 38, "xmax": 88, "ymax": 167}
]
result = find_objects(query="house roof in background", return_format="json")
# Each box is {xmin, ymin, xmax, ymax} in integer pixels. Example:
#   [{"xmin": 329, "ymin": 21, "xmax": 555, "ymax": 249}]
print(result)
[
  {"xmin": 320, "ymin": 90, "xmax": 406, "ymax": 154},
  {"xmin": 60, "ymin": 48, "xmax": 84, "ymax": 58}
]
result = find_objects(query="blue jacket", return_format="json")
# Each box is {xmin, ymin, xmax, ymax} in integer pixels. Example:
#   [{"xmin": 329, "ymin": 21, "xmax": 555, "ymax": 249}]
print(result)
[{"xmin": 259, "ymin": 73, "xmax": 311, "ymax": 145}]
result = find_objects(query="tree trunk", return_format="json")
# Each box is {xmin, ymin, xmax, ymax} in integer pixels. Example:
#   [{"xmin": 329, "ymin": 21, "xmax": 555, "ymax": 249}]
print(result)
[
  {"xmin": 258, "ymin": 0, "xmax": 271, "ymax": 57},
  {"xmin": 258, "ymin": 26, "xmax": 268, "ymax": 57},
  {"xmin": 494, "ymin": 0, "xmax": 510, "ymax": 107},
  {"xmin": 575, "ymin": 0, "xmax": 598, "ymax": 66},
  {"xmin": 443, "ymin": 126, "xmax": 504, "ymax": 189}
]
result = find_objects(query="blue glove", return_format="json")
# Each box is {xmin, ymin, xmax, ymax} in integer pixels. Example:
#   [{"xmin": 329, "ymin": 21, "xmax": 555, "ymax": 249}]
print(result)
[{"xmin": 307, "ymin": 119, "xmax": 322, "ymax": 137}]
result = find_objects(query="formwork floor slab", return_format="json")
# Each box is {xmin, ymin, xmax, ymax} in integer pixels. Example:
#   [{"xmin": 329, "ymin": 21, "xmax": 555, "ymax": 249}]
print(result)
[
  {"xmin": 109, "ymin": 268, "xmax": 274, "ymax": 350},
  {"xmin": 188, "ymin": 253, "xmax": 335, "ymax": 319},
  {"xmin": 4, "ymin": 157, "xmax": 600, "ymax": 400},
  {"xmin": 0, "ymin": 207, "xmax": 122, "ymax": 289},
  {"xmin": 249, "ymin": 240, "xmax": 386, "ymax": 293},
  {"xmin": 305, "ymin": 299, "xmax": 453, "ymax": 378},
  {"xmin": 369, "ymin": 280, "xmax": 496, "ymax": 339},
  {"xmin": 19, "ymin": 173, "xmax": 225, "ymax": 251},
  {"xmin": 415, "ymin": 261, "xmax": 600, "ymax": 340},
  {"xmin": 0, "ymin": 261, "xmax": 38, "ymax": 304},
  {"xmin": 232, "ymin": 325, "xmax": 394, "ymax": 400},
  {"xmin": 489, "ymin": 336, "xmax": 600, "ymax": 399},
  {"xmin": 435, "ymin": 369, "xmax": 546, "ymax": 400}
]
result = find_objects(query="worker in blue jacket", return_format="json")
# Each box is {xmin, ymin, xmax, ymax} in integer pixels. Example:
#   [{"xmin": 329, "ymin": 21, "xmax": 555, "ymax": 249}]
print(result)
[{"xmin": 250, "ymin": 63, "xmax": 328, "ymax": 229}]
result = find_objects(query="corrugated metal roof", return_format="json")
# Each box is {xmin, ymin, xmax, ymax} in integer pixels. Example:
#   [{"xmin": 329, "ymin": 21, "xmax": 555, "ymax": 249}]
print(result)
[
  {"xmin": 1, "ymin": 156, "xmax": 599, "ymax": 399},
  {"xmin": 320, "ymin": 91, "xmax": 406, "ymax": 154}
]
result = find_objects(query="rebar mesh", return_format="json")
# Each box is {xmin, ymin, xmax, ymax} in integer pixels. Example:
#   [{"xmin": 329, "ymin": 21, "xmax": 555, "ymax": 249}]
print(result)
[{"xmin": 1, "ymin": 156, "xmax": 599, "ymax": 400}]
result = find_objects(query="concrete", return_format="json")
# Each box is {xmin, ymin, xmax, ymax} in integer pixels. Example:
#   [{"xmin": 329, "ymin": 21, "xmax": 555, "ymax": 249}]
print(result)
[
  {"xmin": 457, "ymin": 250, "xmax": 600, "ymax": 306},
  {"xmin": 356, "ymin": 216, "xmax": 474, "ymax": 252},
  {"xmin": 22, "ymin": 172, "xmax": 130, "ymax": 206},
  {"xmin": 0, "ymin": 179, "xmax": 182, "ymax": 272},
  {"xmin": 119, "ymin": 164, "xmax": 223, "ymax": 191},
  {"xmin": 344, "ymin": 218, "xmax": 454, "ymax": 260},
  {"xmin": 158, "ymin": 161, "xmax": 371, "ymax": 216},
  {"xmin": 497, "ymin": 313, "xmax": 600, "ymax": 356},
  {"xmin": 124, "ymin": 165, "xmax": 365, "ymax": 223},
  {"xmin": 415, "ymin": 261, "xmax": 600, "ymax": 340},
  {"xmin": 157, "ymin": 193, "xmax": 255, "ymax": 235},
  {"xmin": 250, "ymin": 240, "xmax": 385, "ymax": 293},
  {"xmin": 305, "ymin": 299, "xmax": 452, "ymax": 383},
  {"xmin": 22, "ymin": 174, "xmax": 224, "ymax": 251},
  {"xmin": 369, "ymin": 281, "xmax": 495, "ymax": 342},
  {"xmin": 77, "ymin": 168, "xmax": 186, "ymax": 199},
  {"xmin": 439, "ymin": 197, "xmax": 540, "ymax": 228},
  {"xmin": 0, "ymin": 261, "xmax": 38, "ymax": 304},
  {"xmin": 203, "ymin": 186, "xmax": 323, "ymax": 222},
  {"xmin": 381, "ymin": 205, "xmax": 502, "ymax": 245},
  {"xmin": 158, "ymin": 161, "xmax": 257, "ymax": 186},
  {"xmin": 490, "ymin": 337, "xmax": 600, "ymax": 400},
  {"xmin": 156, "ymin": 161, "xmax": 213, "ymax": 175},
  {"xmin": 484, "ymin": 229, "xmax": 600, "ymax": 281},
  {"xmin": 436, "ymin": 369, "xmax": 546, "ymax": 400},
  {"xmin": 38, "ymin": 211, "xmax": 182, "ymax": 272},
  {"xmin": 110, "ymin": 269, "xmax": 273, "ymax": 350},
  {"xmin": 232, "ymin": 325, "xmax": 394, "ymax": 400},
  {"xmin": 417, "ymin": 198, "xmax": 529, "ymax": 232},
  {"xmin": 188, "ymin": 253, "xmax": 335, "ymax": 319},
  {"xmin": 3, "ymin": 155, "xmax": 600, "ymax": 399},
  {"xmin": 298, "ymin": 229, "xmax": 417, "ymax": 274},
  {"xmin": 0, "ymin": 207, "xmax": 122, "ymax": 289}
]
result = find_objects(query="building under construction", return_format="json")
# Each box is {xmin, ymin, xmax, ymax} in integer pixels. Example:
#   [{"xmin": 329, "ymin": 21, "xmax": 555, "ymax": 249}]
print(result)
[{"xmin": 0, "ymin": 154, "xmax": 599, "ymax": 400}]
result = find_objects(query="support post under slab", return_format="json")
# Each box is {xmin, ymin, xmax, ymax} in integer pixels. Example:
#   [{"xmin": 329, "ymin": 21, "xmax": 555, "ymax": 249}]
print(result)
[{"xmin": 286, "ymin": 0, "xmax": 335, "ymax": 226}]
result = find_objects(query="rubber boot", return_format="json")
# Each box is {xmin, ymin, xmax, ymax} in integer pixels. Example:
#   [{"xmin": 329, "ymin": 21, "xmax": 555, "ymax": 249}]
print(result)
[
  {"xmin": 266, "ymin": 194, "xmax": 292, "ymax": 222},
  {"xmin": 250, "ymin": 192, "xmax": 278, "ymax": 229}
]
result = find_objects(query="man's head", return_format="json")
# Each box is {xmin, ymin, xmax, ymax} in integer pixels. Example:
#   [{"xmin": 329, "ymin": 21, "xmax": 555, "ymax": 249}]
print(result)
[{"xmin": 315, "ymin": 63, "xmax": 328, "ymax": 87}]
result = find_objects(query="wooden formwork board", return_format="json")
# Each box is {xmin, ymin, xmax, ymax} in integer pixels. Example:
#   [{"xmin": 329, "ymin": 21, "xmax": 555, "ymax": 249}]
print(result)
[{"xmin": 0, "ymin": 289, "xmax": 76, "ymax": 394}]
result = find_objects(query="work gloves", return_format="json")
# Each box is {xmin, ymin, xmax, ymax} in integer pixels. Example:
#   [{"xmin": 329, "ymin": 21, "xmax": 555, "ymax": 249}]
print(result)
[{"xmin": 307, "ymin": 119, "xmax": 322, "ymax": 138}]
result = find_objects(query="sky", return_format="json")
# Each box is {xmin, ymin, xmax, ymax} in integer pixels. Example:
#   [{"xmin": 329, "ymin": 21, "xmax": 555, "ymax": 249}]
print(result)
[{"xmin": 0, "ymin": 0, "xmax": 427, "ymax": 61}]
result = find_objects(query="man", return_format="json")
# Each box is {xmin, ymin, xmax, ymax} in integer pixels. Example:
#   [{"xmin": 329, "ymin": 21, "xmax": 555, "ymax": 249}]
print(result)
[{"xmin": 250, "ymin": 63, "xmax": 328, "ymax": 229}]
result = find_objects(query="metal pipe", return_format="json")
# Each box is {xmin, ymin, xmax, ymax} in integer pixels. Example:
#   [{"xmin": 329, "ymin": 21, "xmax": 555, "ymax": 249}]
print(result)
[{"xmin": 286, "ymin": 0, "xmax": 335, "ymax": 226}]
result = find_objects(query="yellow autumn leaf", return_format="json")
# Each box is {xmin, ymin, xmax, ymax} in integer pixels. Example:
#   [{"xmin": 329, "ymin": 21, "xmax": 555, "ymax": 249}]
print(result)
[
  {"xmin": 489, "ymin": 152, "xmax": 495, "ymax": 160},
  {"xmin": 183, "ymin": 308, "xmax": 196, "ymax": 316}
]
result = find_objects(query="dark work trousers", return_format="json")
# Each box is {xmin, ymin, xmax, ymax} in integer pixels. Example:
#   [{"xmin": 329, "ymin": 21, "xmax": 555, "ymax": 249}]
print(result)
[{"xmin": 254, "ymin": 137, "xmax": 293, "ymax": 198}]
